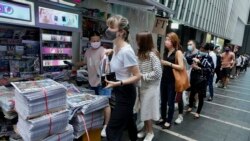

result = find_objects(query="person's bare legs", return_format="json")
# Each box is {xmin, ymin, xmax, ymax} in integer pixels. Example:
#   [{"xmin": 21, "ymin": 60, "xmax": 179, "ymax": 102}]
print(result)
[
  {"xmin": 104, "ymin": 106, "xmax": 111, "ymax": 125},
  {"xmin": 101, "ymin": 105, "xmax": 111, "ymax": 137}
]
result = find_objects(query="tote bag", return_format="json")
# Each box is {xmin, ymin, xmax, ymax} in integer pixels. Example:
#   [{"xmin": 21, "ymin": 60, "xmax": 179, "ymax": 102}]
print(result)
[{"xmin": 173, "ymin": 51, "xmax": 190, "ymax": 92}]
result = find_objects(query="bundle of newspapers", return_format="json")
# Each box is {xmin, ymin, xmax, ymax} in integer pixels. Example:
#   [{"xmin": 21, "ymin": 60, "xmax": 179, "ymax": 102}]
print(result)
[
  {"xmin": 11, "ymin": 79, "xmax": 73, "ymax": 141},
  {"xmin": 0, "ymin": 86, "xmax": 16, "ymax": 119},
  {"xmin": 43, "ymin": 124, "xmax": 74, "ymax": 141},
  {"xmin": 68, "ymin": 94, "xmax": 109, "ymax": 138},
  {"xmin": 11, "ymin": 79, "xmax": 67, "ymax": 119},
  {"xmin": 16, "ymin": 110, "xmax": 69, "ymax": 141}
]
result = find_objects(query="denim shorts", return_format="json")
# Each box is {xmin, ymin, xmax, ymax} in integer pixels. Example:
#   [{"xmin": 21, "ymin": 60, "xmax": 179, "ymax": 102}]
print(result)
[{"xmin": 90, "ymin": 85, "xmax": 112, "ymax": 98}]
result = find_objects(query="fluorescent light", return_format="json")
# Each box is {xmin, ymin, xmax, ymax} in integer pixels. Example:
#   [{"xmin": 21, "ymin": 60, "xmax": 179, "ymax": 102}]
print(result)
[
  {"xmin": 59, "ymin": 0, "xmax": 76, "ymax": 6},
  {"xmin": 171, "ymin": 23, "xmax": 179, "ymax": 29}
]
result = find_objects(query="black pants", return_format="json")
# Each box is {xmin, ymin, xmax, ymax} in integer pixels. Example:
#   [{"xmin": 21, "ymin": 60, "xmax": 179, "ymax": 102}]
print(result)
[
  {"xmin": 189, "ymin": 82, "xmax": 207, "ymax": 114},
  {"xmin": 160, "ymin": 81, "xmax": 175, "ymax": 123},
  {"xmin": 215, "ymin": 67, "xmax": 222, "ymax": 83},
  {"xmin": 106, "ymin": 84, "xmax": 137, "ymax": 141},
  {"xmin": 176, "ymin": 92, "xmax": 184, "ymax": 114}
]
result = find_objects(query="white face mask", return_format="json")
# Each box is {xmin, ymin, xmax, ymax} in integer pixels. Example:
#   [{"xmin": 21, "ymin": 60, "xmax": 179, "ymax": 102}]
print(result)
[
  {"xmin": 91, "ymin": 42, "xmax": 101, "ymax": 49},
  {"xmin": 187, "ymin": 45, "xmax": 193, "ymax": 51}
]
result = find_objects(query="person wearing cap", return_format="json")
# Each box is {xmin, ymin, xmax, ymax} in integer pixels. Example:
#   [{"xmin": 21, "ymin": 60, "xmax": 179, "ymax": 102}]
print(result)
[{"xmin": 220, "ymin": 46, "xmax": 235, "ymax": 88}]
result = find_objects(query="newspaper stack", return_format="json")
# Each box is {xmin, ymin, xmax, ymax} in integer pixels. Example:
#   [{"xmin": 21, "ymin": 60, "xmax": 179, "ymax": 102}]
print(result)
[
  {"xmin": 11, "ymin": 79, "xmax": 67, "ymax": 119},
  {"xmin": 17, "ymin": 110, "xmax": 69, "ymax": 141},
  {"xmin": 42, "ymin": 124, "xmax": 74, "ymax": 141},
  {"xmin": 11, "ymin": 79, "xmax": 71, "ymax": 141},
  {"xmin": 0, "ymin": 86, "xmax": 16, "ymax": 119},
  {"xmin": 67, "ymin": 94, "xmax": 109, "ymax": 138}
]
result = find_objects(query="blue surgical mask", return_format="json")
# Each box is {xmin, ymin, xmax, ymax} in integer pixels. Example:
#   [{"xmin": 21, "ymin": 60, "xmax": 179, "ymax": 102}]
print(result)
[{"xmin": 187, "ymin": 45, "xmax": 193, "ymax": 52}]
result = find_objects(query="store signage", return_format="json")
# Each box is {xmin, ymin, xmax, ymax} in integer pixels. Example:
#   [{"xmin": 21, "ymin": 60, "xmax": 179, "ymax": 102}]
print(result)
[
  {"xmin": 42, "ymin": 34, "xmax": 72, "ymax": 42},
  {"xmin": 152, "ymin": 17, "xmax": 168, "ymax": 36},
  {"xmin": 0, "ymin": 1, "xmax": 31, "ymax": 21},
  {"xmin": 42, "ymin": 47, "xmax": 72, "ymax": 56},
  {"xmin": 43, "ymin": 60, "xmax": 71, "ymax": 67},
  {"xmin": 39, "ymin": 6, "xmax": 79, "ymax": 28}
]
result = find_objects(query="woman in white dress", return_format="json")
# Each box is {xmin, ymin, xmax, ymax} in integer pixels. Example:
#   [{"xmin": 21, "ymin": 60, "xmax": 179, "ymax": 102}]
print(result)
[{"xmin": 136, "ymin": 31, "xmax": 162, "ymax": 141}]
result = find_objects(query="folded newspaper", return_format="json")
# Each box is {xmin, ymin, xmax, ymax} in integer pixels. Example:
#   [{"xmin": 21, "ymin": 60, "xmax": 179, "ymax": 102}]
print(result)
[
  {"xmin": 17, "ymin": 110, "xmax": 69, "ymax": 141},
  {"xmin": 11, "ymin": 79, "xmax": 67, "ymax": 119}
]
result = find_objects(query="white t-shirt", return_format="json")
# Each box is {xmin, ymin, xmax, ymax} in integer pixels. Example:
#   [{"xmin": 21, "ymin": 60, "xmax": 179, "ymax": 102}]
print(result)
[
  {"xmin": 110, "ymin": 44, "xmax": 138, "ymax": 80},
  {"xmin": 209, "ymin": 51, "xmax": 217, "ymax": 69}
]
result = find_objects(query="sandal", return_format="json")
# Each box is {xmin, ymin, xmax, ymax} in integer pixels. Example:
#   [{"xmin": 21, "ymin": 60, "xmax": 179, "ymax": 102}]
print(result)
[
  {"xmin": 162, "ymin": 122, "xmax": 171, "ymax": 129},
  {"xmin": 194, "ymin": 113, "xmax": 200, "ymax": 119},
  {"xmin": 187, "ymin": 108, "xmax": 192, "ymax": 113}
]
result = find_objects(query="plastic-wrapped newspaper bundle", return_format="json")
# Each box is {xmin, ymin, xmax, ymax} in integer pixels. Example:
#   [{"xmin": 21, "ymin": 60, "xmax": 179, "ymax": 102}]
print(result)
[
  {"xmin": 17, "ymin": 110, "xmax": 69, "ymax": 141},
  {"xmin": 67, "ymin": 94, "xmax": 109, "ymax": 138},
  {"xmin": 0, "ymin": 86, "xmax": 16, "ymax": 119},
  {"xmin": 42, "ymin": 124, "xmax": 74, "ymax": 141},
  {"xmin": 11, "ymin": 79, "xmax": 67, "ymax": 119}
]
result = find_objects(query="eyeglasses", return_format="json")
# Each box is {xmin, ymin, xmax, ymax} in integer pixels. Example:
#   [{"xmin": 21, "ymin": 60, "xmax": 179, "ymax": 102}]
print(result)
[{"xmin": 188, "ymin": 44, "xmax": 193, "ymax": 46}]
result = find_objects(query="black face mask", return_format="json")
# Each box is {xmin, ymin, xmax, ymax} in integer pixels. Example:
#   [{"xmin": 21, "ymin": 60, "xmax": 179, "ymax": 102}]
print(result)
[{"xmin": 105, "ymin": 29, "xmax": 117, "ymax": 40}]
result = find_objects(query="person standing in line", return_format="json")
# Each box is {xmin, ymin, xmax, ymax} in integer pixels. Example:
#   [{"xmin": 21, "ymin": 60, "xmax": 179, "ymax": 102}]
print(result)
[
  {"xmin": 157, "ymin": 32, "xmax": 185, "ymax": 129},
  {"xmin": 220, "ymin": 46, "xmax": 235, "ymax": 88},
  {"xmin": 235, "ymin": 54, "xmax": 243, "ymax": 77},
  {"xmin": 104, "ymin": 15, "xmax": 141, "ymax": 141},
  {"xmin": 207, "ymin": 43, "xmax": 216, "ymax": 101},
  {"xmin": 214, "ymin": 46, "xmax": 222, "ymax": 86},
  {"xmin": 187, "ymin": 43, "xmax": 214, "ymax": 118},
  {"xmin": 136, "ymin": 31, "xmax": 162, "ymax": 141}
]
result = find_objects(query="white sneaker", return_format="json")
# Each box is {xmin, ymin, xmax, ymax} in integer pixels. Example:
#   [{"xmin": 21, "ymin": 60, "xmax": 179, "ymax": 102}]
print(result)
[
  {"xmin": 143, "ymin": 133, "xmax": 154, "ymax": 141},
  {"xmin": 101, "ymin": 125, "xmax": 107, "ymax": 137},
  {"xmin": 137, "ymin": 131, "xmax": 146, "ymax": 138},
  {"xmin": 174, "ymin": 115, "xmax": 183, "ymax": 124}
]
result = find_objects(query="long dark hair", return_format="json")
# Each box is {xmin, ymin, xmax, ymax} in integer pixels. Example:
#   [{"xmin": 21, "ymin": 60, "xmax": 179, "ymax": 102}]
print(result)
[{"xmin": 137, "ymin": 31, "xmax": 160, "ymax": 60}]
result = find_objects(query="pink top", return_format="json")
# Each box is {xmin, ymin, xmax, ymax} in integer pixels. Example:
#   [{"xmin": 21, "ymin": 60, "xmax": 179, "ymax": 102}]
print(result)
[{"xmin": 84, "ymin": 47, "xmax": 105, "ymax": 87}]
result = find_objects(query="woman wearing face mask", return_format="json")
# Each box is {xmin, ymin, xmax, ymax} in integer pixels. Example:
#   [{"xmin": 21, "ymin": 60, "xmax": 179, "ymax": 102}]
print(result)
[
  {"xmin": 104, "ymin": 15, "xmax": 141, "ymax": 141},
  {"xmin": 186, "ymin": 43, "xmax": 214, "ymax": 118},
  {"xmin": 73, "ymin": 31, "xmax": 111, "ymax": 137},
  {"xmin": 158, "ymin": 32, "xmax": 185, "ymax": 129}
]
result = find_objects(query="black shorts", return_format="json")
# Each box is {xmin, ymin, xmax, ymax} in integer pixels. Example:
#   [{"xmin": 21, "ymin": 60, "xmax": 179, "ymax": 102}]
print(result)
[{"xmin": 221, "ymin": 68, "xmax": 231, "ymax": 77}]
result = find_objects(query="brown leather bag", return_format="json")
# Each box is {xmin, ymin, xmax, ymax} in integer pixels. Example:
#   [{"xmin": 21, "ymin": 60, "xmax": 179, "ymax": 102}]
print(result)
[{"xmin": 173, "ymin": 51, "xmax": 190, "ymax": 92}]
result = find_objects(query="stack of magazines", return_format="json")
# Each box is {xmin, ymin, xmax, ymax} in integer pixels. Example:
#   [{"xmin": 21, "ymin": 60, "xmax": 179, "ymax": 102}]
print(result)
[
  {"xmin": 11, "ymin": 79, "xmax": 67, "ymax": 119},
  {"xmin": 11, "ymin": 79, "xmax": 73, "ymax": 141},
  {"xmin": 67, "ymin": 94, "xmax": 109, "ymax": 138},
  {"xmin": 0, "ymin": 86, "xmax": 16, "ymax": 119}
]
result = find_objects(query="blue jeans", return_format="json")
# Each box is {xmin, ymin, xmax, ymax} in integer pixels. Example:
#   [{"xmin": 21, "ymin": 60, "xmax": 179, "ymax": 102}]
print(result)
[
  {"xmin": 207, "ymin": 74, "xmax": 214, "ymax": 98},
  {"xmin": 90, "ymin": 85, "xmax": 112, "ymax": 97}
]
